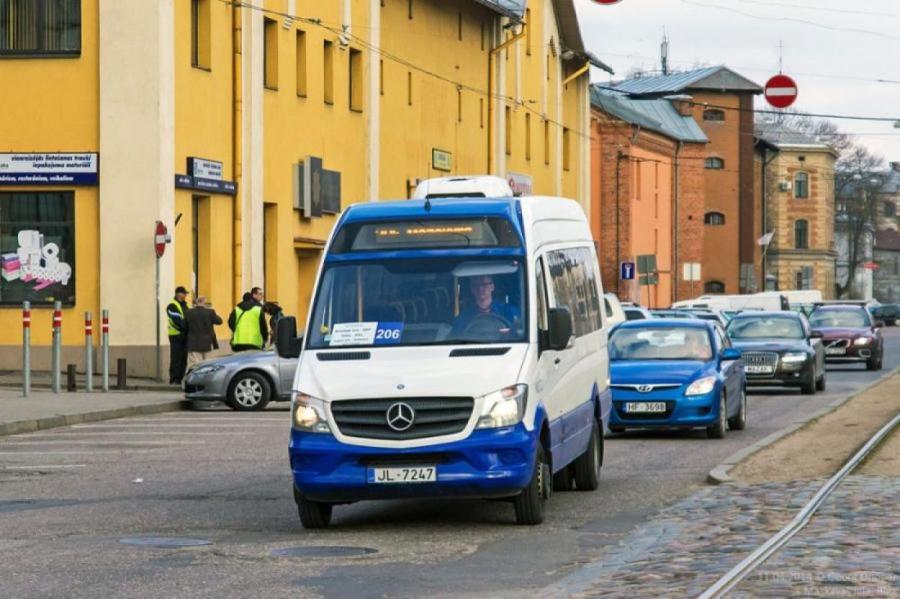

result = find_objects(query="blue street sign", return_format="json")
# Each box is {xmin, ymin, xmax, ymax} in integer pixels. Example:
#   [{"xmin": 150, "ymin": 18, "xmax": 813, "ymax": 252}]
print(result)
[{"xmin": 621, "ymin": 262, "xmax": 635, "ymax": 280}]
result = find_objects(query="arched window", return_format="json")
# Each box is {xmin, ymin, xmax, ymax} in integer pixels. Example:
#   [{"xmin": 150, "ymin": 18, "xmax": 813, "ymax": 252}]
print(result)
[
  {"xmin": 704, "ymin": 281, "xmax": 725, "ymax": 294},
  {"xmin": 884, "ymin": 201, "xmax": 896, "ymax": 217},
  {"xmin": 703, "ymin": 109, "xmax": 725, "ymax": 122},
  {"xmin": 704, "ymin": 212, "xmax": 726, "ymax": 226},
  {"xmin": 704, "ymin": 157, "xmax": 725, "ymax": 170},
  {"xmin": 794, "ymin": 172, "xmax": 809, "ymax": 199},
  {"xmin": 795, "ymin": 219, "xmax": 809, "ymax": 249}
]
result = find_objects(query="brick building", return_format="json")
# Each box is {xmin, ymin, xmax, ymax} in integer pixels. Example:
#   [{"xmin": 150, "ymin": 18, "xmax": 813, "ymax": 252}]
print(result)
[
  {"xmin": 873, "ymin": 163, "xmax": 900, "ymax": 301},
  {"xmin": 590, "ymin": 87, "xmax": 707, "ymax": 307},
  {"xmin": 611, "ymin": 67, "xmax": 762, "ymax": 295}
]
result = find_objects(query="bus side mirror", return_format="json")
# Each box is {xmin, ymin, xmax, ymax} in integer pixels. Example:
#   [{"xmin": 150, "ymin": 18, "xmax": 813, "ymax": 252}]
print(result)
[
  {"xmin": 276, "ymin": 316, "xmax": 303, "ymax": 359},
  {"xmin": 547, "ymin": 307, "xmax": 574, "ymax": 351}
]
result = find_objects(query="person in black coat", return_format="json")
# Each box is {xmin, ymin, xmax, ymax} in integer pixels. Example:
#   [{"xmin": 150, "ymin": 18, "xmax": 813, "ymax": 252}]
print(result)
[{"xmin": 185, "ymin": 296, "xmax": 223, "ymax": 368}]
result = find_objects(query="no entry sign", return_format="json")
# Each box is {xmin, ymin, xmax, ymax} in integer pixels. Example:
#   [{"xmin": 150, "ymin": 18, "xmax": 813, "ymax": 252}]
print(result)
[
  {"xmin": 591, "ymin": 0, "xmax": 623, "ymax": 4},
  {"xmin": 154, "ymin": 221, "xmax": 168, "ymax": 258},
  {"xmin": 764, "ymin": 74, "xmax": 798, "ymax": 109}
]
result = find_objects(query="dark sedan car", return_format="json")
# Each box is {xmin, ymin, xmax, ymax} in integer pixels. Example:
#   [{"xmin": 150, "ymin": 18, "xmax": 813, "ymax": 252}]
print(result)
[
  {"xmin": 809, "ymin": 305, "xmax": 885, "ymax": 370},
  {"xmin": 726, "ymin": 311, "xmax": 825, "ymax": 395},
  {"xmin": 871, "ymin": 304, "xmax": 899, "ymax": 326}
]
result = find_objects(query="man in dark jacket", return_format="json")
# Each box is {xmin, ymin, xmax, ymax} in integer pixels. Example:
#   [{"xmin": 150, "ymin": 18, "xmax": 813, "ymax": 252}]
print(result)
[
  {"xmin": 228, "ymin": 287, "xmax": 268, "ymax": 351},
  {"xmin": 185, "ymin": 296, "xmax": 223, "ymax": 368},
  {"xmin": 167, "ymin": 286, "xmax": 190, "ymax": 384}
]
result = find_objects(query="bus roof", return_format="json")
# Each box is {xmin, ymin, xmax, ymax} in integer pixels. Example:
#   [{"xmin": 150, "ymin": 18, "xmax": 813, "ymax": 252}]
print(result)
[{"xmin": 342, "ymin": 197, "xmax": 520, "ymax": 224}]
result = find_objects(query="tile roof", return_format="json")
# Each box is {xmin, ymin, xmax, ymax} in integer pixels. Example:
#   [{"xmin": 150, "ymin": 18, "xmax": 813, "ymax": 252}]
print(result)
[
  {"xmin": 590, "ymin": 86, "xmax": 708, "ymax": 143},
  {"xmin": 754, "ymin": 122, "xmax": 836, "ymax": 151},
  {"xmin": 611, "ymin": 66, "xmax": 762, "ymax": 96}
]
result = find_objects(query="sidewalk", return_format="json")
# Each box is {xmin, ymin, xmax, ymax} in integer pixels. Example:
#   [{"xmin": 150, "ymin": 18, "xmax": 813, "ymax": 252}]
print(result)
[
  {"xmin": 0, "ymin": 387, "xmax": 188, "ymax": 436},
  {"xmin": 0, "ymin": 369, "xmax": 178, "ymax": 392}
]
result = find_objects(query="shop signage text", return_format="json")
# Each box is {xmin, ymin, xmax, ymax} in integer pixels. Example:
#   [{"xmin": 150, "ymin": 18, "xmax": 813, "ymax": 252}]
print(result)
[
  {"xmin": 0, "ymin": 153, "xmax": 99, "ymax": 185},
  {"xmin": 188, "ymin": 157, "xmax": 223, "ymax": 180},
  {"xmin": 432, "ymin": 148, "xmax": 453, "ymax": 172}
]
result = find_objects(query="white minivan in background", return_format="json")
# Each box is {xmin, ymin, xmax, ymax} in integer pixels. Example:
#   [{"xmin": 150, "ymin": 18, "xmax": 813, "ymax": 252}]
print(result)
[{"xmin": 277, "ymin": 185, "xmax": 611, "ymax": 528}]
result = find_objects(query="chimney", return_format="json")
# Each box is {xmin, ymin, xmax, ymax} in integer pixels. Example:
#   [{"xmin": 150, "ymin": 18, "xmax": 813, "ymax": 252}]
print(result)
[{"xmin": 664, "ymin": 94, "xmax": 694, "ymax": 117}]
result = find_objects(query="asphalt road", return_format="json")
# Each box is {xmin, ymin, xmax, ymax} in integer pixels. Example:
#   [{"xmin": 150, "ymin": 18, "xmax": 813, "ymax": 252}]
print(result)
[{"xmin": 1, "ymin": 328, "xmax": 897, "ymax": 598}]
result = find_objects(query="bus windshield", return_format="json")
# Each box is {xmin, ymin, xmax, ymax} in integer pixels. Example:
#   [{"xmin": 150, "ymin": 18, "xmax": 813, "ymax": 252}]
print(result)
[{"xmin": 307, "ymin": 257, "xmax": 527, "ymax": 349}]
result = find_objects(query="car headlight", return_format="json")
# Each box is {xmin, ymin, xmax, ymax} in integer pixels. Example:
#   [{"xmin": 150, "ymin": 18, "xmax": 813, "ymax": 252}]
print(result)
[
  {"xmin": 685, "ymin": 376, "xmax": 716, "ymax": 396},
  {"xmin": 292, "ymin": 392, "xmax": 331, "ymax": 433},
  {"xmin": 191, "ymin": 364, "xmax": 224, "ymax": 377},
  {"xmin": 781, "ymin": 351, "xmax": 809, "ymax": 363},
  {"xmin": 476, "ymin": 384, "xmax": 527, "ymax": 429},
  {"xmin": 854, "ymin": 337, "xmax": 872, "ymax": 346}
]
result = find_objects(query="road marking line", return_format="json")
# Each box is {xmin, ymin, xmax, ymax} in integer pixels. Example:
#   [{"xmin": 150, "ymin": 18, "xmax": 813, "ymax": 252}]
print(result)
[
  {"xmin": 2, "ymin": 440, "xmax": 206, "ymax": 446},
  {"xmin": 16, "ymin": 432, "xmax": 255, "ymax": 437},
  {"xmin": 0, "ymin": 450, "xmax": 157, "ymax": 455},
  {"xmin": 1, "ymin": 464, "xmax": 87, "ymax": 470}
]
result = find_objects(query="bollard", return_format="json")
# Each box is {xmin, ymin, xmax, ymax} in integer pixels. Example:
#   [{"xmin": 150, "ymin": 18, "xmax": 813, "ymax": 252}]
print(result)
[
  {"xmin": 22, "ymin": 301, "xmax": 31, "ymax": 397},
  {"xmin": 84, "ymin": 312, "xmax": 93, "ymax": 392},
  {"xmin": 116, "ymin": 358, "xmax": 127, "ymax": 390},
  {"xmin": 101, "ymin": 309, "xmax": 110, "ymax": 392},
  {"xmin": 67, "ymin": 364, "xmax": 77, "ymax": 392},
  {"xmin": 51, "ymin": 301, "xmax": 62, "ymax": 393}
]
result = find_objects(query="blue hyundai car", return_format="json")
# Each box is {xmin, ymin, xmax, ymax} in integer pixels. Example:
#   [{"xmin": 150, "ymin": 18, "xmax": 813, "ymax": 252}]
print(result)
[{"xmin": 607, "ymin": 320, "xmax": 747, "ymax": 438}]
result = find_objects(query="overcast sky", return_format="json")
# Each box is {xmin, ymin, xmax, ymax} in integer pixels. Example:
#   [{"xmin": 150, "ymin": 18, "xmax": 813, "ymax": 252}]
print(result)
[{"xmin": 575, "ymin": 0, "xmax": 900, "ymax": 163}]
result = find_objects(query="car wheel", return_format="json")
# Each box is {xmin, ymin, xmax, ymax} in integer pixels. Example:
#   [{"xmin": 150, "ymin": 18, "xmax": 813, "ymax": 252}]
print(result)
[
  {"xmin": 706, "ymin": 394, "xmax": 727, "ymax": 439},
  {"xmin": 297, "ymin": 497, "xmax": 333, "ymax": 529},
  {"xmin": 866, "ymin": 355, "xmax": 882, "ymax": 371},
  {"xmin": 727, "ymin": 387, "xmax": 747, "ymax": 431},
  {"xmin": 514, "ymin": 443, "xmax": 549, "ymax": 525},
  {"xmin": 227, "ymin": 372, "xmax": 272, "ymax": 411},
  {"xmin": 801, "ymin": 369, "xmax": 816, "ymax": 395},
  {"xmin": 553, "ymin": 467, "xmax": 574, "ymax": 492},
  {"xmin": 816, "ymin": 372, "xmax": 826, "ymax": 392},
  {"xmin": 573, "ymin": 422, "xmax": 602, "ymax": 491}
]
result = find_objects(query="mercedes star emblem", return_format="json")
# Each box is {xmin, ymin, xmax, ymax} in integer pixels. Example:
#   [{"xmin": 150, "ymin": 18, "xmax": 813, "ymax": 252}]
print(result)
[{"xmin": 386, "ymin": 402, "xmax": 415, "ymax": 432}]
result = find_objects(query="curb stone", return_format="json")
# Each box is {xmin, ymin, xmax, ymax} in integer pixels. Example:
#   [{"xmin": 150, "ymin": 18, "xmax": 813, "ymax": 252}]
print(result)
[
  {"xmin": 0, "ymin": 400, "xmax": 191, "ymax": 437},
  {"xmin": 706, "ymin": 366, "xmax": 900, "ymax": 485}
]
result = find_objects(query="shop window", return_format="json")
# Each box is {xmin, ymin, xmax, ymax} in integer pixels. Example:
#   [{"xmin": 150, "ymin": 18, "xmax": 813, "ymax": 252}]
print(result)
[
  {"xmin": 703, "ymin": 109, "xmax": 725, "ymax": 122},
  {"xmin": 0, "ymin": 192, "xmax": 75, "ymax": 306},
  {"xmin": 191, "ymin": 0, "xmax": 210, "ymax": 69},
  {"xmin": 563, "ymin": 127, "xmax": 571, "ymax": 171},
  {"xmin": 704, "ymin": 280, "xmax": 725, "ymax": 294},
  {"xmin": 0, "ymin": 0, "xmax": 81, "ymax": 56},
  {"xmin": 795, "ymin": 219, "xmax": 808, "ymax": 249},
  {"xmin": 704, "ymin": 157, "xmax": 725, "ymax": 170},
  {"xmin": 704, "ymin": 212, "xmax": 726, "ymax": 226},
  {"xmin": 263, "ymin": 18, "xmax": 278, "ymax": 89},
  {"xmin": 295, "ymin": 30, "xmax": 307, "ymax": 97},
  {"xmin": 323, "ymin": 40, "xmax": 334, "ymax": 104},
  {"xmin": 794, "ymin": 172, "xmax": 809, "ymax": 199},
  {"xmin": 349, "ymin": 48, "xmax": 363, "ymax": 112}
]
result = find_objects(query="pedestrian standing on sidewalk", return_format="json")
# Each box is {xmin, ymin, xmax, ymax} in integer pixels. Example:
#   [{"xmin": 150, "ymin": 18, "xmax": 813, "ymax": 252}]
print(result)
[
  {"xmin": 185, "ymin": 296, "xmax": 222, "ymax": 368},
  {"xmin": 228, "ymin": 287, "xmax": 268, "ymax": 351},
  {"xmin": 166, "ymin": 286, "xmax": 190, "ymax": 384}
]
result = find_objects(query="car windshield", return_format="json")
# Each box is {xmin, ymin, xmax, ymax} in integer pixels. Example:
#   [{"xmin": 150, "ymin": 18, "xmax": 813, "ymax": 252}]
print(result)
[
  {"xmin": 624, "ymin": 309, "xmax": 645, "ymax": 321},
  {"xmin": 727, "ymin": 316, "xmax": 805, "ymax": 340},
  {"xmin": 609, "ymin": 327, "xmax": 712, "ymax": 361},
  {"xmin": 307, "ymin": 257, "xmax": 527, "ymax": 349},
  {"xmin": 809, "ymin": 310, "xmax": 869, "ymax": 328}
]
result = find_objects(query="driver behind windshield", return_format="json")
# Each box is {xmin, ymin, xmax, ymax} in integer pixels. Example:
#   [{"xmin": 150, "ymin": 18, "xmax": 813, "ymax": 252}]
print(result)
[{"xmin": 451, "ymin": 275, "xmax": 521, "ymax": 337}]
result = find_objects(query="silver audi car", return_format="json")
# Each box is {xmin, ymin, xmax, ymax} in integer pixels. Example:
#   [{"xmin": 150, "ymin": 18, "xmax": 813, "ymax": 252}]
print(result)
[{"xmin": 183, "ymin": 350, "xmax": 298, "ymax": 411}]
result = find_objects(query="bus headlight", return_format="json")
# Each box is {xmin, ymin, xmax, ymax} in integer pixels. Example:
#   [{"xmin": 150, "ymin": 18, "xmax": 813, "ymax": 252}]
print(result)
[
  {"xmin": 476, "ymin": 385, "xmax": 527, "ymax": 429},
  {"xmin": 292, "ymin": 392, "xmax": 331, "ymax": 433}
]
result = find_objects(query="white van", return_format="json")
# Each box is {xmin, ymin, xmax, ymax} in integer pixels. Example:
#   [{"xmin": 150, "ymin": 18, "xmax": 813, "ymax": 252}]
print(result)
[
  {"xmin": 604, "ymin": 293, "xmax": 627, "ymax": 327},
  {"xmin": 277, "ymin": 194, "xmax": 611, "ymax": 528}
]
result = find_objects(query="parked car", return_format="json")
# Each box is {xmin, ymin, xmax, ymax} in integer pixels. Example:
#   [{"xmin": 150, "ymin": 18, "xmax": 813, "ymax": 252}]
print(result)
[
  {"xmin": 623, "ymin": 306, "xmax": 652, "ymax": 321},
  {"xmin": 871, "ymin": 304, "xmax": 900, "ymax": 326},
  {"xmin": 650, "ymin": 310, "xmax": 699, "ymax": 319},
  {"xmin": 726, "ymin": 311, "xmax": 825, "ymax": 394},
  {"xmin": 808, "ymin": 305, "xmax": 885, "ymax": 370},
  {"xmin": 183, "ymin": 349, "xmax": 297, "ymax": 410},
  {"xmin": 604, "ymin": 293, "xmax": 627, "ymax": 327},
  {"xmin": 679, "ymin": 308, "xmax": 729, "ymax": 328},
  {"xmin": 607, "ymin": 320, "xmax": 746, "ymax": 439}
]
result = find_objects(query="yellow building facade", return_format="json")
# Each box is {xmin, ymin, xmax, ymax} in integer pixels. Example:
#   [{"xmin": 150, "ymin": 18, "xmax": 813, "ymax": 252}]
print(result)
[{"xmin": 0, "ymin": 0, "xmax": 604, "ymax": 376}]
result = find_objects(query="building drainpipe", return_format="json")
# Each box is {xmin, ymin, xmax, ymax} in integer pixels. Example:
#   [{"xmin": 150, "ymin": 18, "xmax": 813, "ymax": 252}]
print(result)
[
  {"xmin": 615, "ymin": 150, "xmax": 625, "ymax": 295},
  {"xmin": 761, "ymin": 148, "xmax": 778, "ymax": 290},
  {"xmin": 232, "ymin": 2, "xmax": 243, "ymax": 304},
  {"xmin": 673, "ymin": 141, "xmax": 682, "ymax": 302},
  {"xmin": 487, "ymin": 20, "xmax": 527, "ymax": 174}
]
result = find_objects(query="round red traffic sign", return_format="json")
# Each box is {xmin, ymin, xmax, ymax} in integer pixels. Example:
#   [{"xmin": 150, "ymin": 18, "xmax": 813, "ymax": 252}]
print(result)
[
  {"xmin": 764, "ymin": 74, "xmax": 798, "ymax": 109},
  {"xmin": 154, "ymin": 221, "xmax": 168, "ymax": 258},
  {"xmin": 591, "ymin": 0, "xmax": 623, "ymax": 3}
]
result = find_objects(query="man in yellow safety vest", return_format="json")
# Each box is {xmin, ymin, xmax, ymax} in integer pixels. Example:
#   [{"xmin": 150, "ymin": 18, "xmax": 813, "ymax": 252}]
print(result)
[
  {"xmin": 167, "ymin": 286, "xmax": 190, "ymax": 384},
  {"xmin": 228, "ymin": 287, "xmax": 268, "ymax": 351}
]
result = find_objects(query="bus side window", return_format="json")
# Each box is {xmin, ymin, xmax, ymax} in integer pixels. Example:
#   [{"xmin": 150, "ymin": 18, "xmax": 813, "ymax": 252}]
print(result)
[{"xmin": 535, "ymin": 258, "xmax": 549, "ymax": 349}]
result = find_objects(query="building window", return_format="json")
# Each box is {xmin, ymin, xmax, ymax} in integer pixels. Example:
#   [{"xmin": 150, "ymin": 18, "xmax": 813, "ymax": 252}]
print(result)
[
  {"xmin": 505, "ymin": 106, "xmax": 512, "ymax": 156},
  {"xmin": 796, "ymin": 266, "xmax": 813, "ymax": 290},
  {"xmin": 323, "ymin": 40, "xmax": 334, "ymax": 104},
  {"xmin": 408, "ymin": 0, "xmax": 413, "ymax": 19},
  {"xmin": 0, "ymin": 192, "xmax": 76, "ymax": 306},
  {"xmin": 794, "ymin": 172, "xmax": 809, "ymax": 199},
  {"xmin": 795, "ymin": 219, "xmax": 809, "ymax": 249},
  {"xmin": 525, "ymin": 113, "xmax": 531, "ymax": 161},
  {"xmin": 0, "ymin": 0, "xmax": 81, "ymax": 56},
  {"xmin": 457, "ymin": 11, "xmax": 462, "ymax": 41},
  {"xmin": 295, "ymin": 30, "xmax": 307, "ymax": 97},
  {"xmin": 563, "ymin": 127, "xmax": 571, "ymax": 171},
  {"xmin": 703, "ymin": 109, "xmax": 725, "ymax": 122},
  {"xmin": 884, "ymin": 201, "xmax": 896, "ymax": 217},
  {"xmin": 263, "ymin": 18, "xmax": 278, "ymax": 89},
  {"xmin": 704, "ymin": 212, "xmax": 726, "ymax": 226},
  {"xmin": 479, "ymin": 97, "xmax": 484, "ymax": 128},
  {"xmin": 349, "ymin": 48, "xmax": 362, "ymax": 111},
  {"xmin": 190, "ymin": 0, "xmax": 210, "ymax": 69},
  {"xmin": 704, "ymin": 281, "xmax": 725, "ymax": 294},
  {"xmin": 704, "ymin": 157, "xmax": 725, "ymax": 170},
  {"xmin": 457, "ymin": 88, "xmax": 462, "ymax": 123}
]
